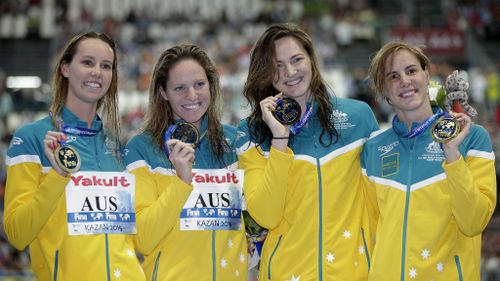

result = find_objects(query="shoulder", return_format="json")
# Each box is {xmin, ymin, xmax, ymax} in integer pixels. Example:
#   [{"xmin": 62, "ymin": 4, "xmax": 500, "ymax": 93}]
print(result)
[
  {"xmin": 234, "ymin": 118, "xmax": 252, "ymax": 149},
  {"xmin": 7, "ymin": 116, "xmax": 52, "ymax": 158},
  {"xmin": 222, "ymin": 123, "xmax": 237, "ymax": 142},
  {"xmin": 124, "ymin": 133, "xmax": 159, "ymax": 165},
  {"xmin": 464, "ymin": 123, "xmax": 494, "ymax": 153},
  {"xmin": 333, "ymin": 97, "xmax": 375, "ymax": 118}
]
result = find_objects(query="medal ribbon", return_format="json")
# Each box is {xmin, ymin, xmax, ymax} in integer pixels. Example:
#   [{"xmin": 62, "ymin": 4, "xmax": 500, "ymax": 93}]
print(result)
[
  {"xmin": 392, "ymin": 109, "xmax": 446, "ymax": 139},
  {"xmin": 163, "ymin": 123, "xmax": 206, "ymax": 158},
  {"xmin": 54, "ymin": 115, "xmax": 100, "ymax": 147},
  {"xmin": 289, "ymin": 101, "xmax": 314, "ymax": 135}
]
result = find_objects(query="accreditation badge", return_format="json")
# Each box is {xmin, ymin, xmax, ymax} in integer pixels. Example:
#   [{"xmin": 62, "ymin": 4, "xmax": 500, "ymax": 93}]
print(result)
[
  {"xmin": 180, "ymin": 169, "xmax": 244, "ymax": 231},
  {"xmin": 65, "ymin": 171, "xmax": 136, "ymax": 235}
]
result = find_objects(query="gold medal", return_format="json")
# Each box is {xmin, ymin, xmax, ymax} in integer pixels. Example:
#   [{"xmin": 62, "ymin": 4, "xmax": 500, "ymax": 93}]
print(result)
[
  {"xmin": 54, "ymin": 145, "xmax": 81, "ymax": 173},
  {"xmin": 171, "ymin": 122, "xmax": 200, "ymax": 146},
  {"xmin": 431, "ymin": 116, "xmax": 461, "ymax": 143},
  {"xmin": 273, "ymin": 97, "xmax": 301, "ymax": 125}
]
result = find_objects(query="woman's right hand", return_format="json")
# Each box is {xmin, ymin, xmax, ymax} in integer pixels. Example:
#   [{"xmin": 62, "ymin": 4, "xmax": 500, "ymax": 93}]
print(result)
[
  {"xmin": 260, "ymin": 93, "xmax": 290, "ymax": 151},
  {"xmin": 43, "ymin": 131, "xmax": 68, "ymax": 177},
  {"xmin": 166, "ymin": 139, "xmax": 195, "ymax": 184},
  {"xmin": 259, "ymin": 93, "xmax": 290, "ymax": 138}
]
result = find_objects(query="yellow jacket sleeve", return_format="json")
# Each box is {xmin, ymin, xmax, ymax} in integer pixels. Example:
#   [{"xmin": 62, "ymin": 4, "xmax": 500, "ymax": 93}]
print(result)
[
  {"xmin": 132, "ymin": 166, "xmax": 192, "ymax": 255},
  {"xmin": 444, "ymin": 155, "xmax": 496, "ymax": 236},
  {"xmin": 4, "ymin": 163, "xmax": 69, "ymax": 250},
  {"xmin": 239, "ymin": 146, "xmax": 294, "ymax": 229}
]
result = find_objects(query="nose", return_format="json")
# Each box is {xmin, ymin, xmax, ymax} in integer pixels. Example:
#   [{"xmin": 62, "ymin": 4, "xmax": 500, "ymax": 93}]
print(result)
[
  {"xmin": 187, "ymin": 86, "xmax": 197, "ymax": 100},
  {"xmin": 90, "ymin": 67, "xmax": 101, "ymax": 77},
  {"xmin": 284, "ymin": 63, "xmax": 296, "ymax": 77},
  {"xmin": 400, "ymin": 73, "xmax": 410, "ymax": 86}
]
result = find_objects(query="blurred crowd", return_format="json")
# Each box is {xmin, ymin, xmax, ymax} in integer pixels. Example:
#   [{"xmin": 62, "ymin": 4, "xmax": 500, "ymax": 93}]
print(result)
[{"xmin": 0, "ymin": 0, "xmax": 499, "ymax": 279}]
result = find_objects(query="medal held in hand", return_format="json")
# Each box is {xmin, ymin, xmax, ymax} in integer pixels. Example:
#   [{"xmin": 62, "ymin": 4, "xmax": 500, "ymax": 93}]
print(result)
[
  {"xmin": 171, "ymin": 122, "xmax": 200, "ymax": 145},
  {"xmin": 273, "ymin": 97, "xmax": 301, "ymax": 125},
  {"xmin": 163, "ymin": 122, "xmax": 200, "ymax": 158},
  {"xmin": 431, "ymin": 116, "xmax": 461, "ymax": 143},
  {"xmin": 54, "ymin": 144, "xmax": 81, "ymax": 173}
]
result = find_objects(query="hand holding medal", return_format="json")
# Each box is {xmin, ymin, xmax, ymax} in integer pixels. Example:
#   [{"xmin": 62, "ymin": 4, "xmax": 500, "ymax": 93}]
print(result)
[
  {"xmin": 44, "ymin": 131, "xmax": 80, "ymax": 176},
  {"xmin": 163, "ymin": 122, "xmax": 198, "ymax": 184},
  {"xmin": 429, "ymin": 70, "xmax": 476, "ymax": 144}
]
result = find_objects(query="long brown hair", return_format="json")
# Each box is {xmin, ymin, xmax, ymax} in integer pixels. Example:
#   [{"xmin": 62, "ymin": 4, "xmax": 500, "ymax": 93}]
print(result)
[
  {"xmin": 141, "ymin": 44, "xmax": 229, "ymax": 164},
  {"xmin": 244, "ymin": 23, "xmax": 337, "ymax": 146},
  {"xmin": 50, "ymin": 31, "xmax": 121, "ymax": 157}
]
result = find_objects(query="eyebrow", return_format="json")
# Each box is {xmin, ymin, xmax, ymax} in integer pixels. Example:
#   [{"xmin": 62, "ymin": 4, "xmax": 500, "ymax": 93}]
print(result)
[
  {"xmin": 276, "ymin": 53, "xmax": 303, "ymax": 62},
  {"xmin": 385, "ymin": 64, "xmax": 417, "ymax": 77},
  {"xmin": 81, "ymin": 55, "xmax": 113, "ymax": 64}
]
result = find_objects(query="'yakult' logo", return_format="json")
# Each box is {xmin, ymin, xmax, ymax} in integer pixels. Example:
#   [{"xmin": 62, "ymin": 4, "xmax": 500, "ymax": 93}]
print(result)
[
  {"xmin": 192, "ymin": 172, "xmax": 239, "ymax": 184},
  {"xmin": 71, "ymin": 175, "xmax": 131, "ymax": 187}
]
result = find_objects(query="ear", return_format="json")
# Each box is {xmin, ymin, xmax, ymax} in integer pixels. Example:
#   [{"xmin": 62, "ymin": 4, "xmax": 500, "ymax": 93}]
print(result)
[
  {"xmin": 60, "ymin": 62, "xmax": 70, "ymax": 78},
  {"xmin": 424, "ymin": 66, "xmax": 430, "ymax": 85},
  {"xmin": 159, "ymin": 86, "xmax": 168, "ymax": 101}
]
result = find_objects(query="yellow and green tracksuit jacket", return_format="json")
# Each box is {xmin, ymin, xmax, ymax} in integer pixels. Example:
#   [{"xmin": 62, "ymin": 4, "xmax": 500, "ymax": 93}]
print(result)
[
  {"xmin": 4, "ymin": 107, "xmax": 145, "ymax": 281},
  {"xmin": 236, "ymin": 97, "xmax": 379, "ymax": 281},
  {"xmin": 361, "ymin": 114, "xmax": 496, "ymax": 281},
  {"xmin": 124, "ymin": 118, "xmax": 247, "ymax": 281}
]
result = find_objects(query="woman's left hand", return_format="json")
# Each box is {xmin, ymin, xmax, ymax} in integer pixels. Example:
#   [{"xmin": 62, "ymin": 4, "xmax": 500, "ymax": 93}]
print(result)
[{"xmin": 443, "ymin": 112, "xmax": 472, "ymax": 163}]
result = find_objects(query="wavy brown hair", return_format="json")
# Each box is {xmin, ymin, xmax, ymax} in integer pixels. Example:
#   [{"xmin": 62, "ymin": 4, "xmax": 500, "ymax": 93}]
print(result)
[
  {"xmin": 141, "ymin": 44, "xmax": 229, "ymax": 164},
  {"xmin": 244, "ymin": 23, "xmax": 337, "ymax": 146},
  {"xmin": 50, "ymin": 31, "xmax": 121, "ymax": 157},
  {"xmin": 368, "ymin": 40, "xmax": 431, "ymax": 100}
]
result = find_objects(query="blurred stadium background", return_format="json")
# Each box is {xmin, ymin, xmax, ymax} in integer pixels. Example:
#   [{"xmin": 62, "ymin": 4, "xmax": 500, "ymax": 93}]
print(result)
[{"xmin": 0, "ymin": 0, "xmax": 499, "ymax": 280}]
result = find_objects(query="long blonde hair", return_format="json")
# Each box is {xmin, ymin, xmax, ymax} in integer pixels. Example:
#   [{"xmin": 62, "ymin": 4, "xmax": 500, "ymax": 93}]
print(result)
[{"xmin": 50, "ymin": 31, "xmax": 121, "ymax": 157}]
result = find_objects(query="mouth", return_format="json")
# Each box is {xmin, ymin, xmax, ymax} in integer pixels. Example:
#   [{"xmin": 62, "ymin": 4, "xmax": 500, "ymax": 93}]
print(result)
[
  {"xmin": 399, "ymin": 89, "xmax": 417, "ymax": 98},
  {"xmin": 84, "ymin": 81, "xmax": 102, "ymax": 89},
  {"xmin": 182, "ymin": 103, "xmax": 201, "ymax": 110},
  {"xmin": 284, "ymin": 77, "xmax": 302, "ymax": 87}
]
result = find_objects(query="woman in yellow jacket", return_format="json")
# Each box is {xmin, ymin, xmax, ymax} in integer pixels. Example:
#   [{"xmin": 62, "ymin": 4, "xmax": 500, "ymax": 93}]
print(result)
[
  {"xmin": 4, "ymin": 32, "xmax": 145, "ymax": 280},
  {"xmin": 124, "ymin": 44, "xmax": 247, "ymax": 280},
  {"xmin": 235, "ymin": 23, "xmax": 379, "ymax": 281},
  {"xmin": 362, "ymin": 41, "xmax": 496, "ymax": 280}
]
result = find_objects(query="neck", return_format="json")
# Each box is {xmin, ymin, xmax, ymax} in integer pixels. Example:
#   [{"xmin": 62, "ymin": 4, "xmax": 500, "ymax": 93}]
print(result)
[
  {"xmin": 395, "ymin": 106, "xmax": 434, "ymax": 130},
  {"xmin": 66, "ymin": 101, "xmax": 97, "ymax": 128}
]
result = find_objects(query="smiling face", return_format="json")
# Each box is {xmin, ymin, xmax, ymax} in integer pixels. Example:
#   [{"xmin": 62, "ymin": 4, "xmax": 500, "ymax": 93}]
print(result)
[
  {"xmin": 160, "ymin": 58, "xmax": 210, "ymax": 130},
  {"xmin": 384, "ymin": 49, "xmax": 431, "ymax": 122},
  {"xmin": 272, "ymin": 36, "xmax": 312, "ymax": 104},
  {"xmin": 61, "ymin": 38, "xmax": 114, "ymax": 112}
]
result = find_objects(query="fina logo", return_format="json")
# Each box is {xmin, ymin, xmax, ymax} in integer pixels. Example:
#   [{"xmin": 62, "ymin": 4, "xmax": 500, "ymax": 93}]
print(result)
[{"xmin": 377, "ymin": 141, "xmax": 399, "ymax": 156}]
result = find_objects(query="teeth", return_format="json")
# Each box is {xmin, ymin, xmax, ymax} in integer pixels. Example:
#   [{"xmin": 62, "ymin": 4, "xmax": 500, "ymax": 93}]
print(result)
[
  {"xmin": 285, "ymin": 78, "xmax": 301, "ymax": 86},
  {"xmin": 400, "ymin": 90, "xmax": 415, "ymax": 97},
  {"xmin": 84, "ymin": 81, "xmax": 101, "ymax": 88},
  {"xmin": 183, "ymin": 104, "xmax": 199, "ymax": 110}
]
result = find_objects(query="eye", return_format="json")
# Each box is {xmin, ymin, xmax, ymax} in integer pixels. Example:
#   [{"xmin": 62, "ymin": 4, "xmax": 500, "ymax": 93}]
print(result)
[
  {"xmin": 101, "ymin": 62, "xmax": 113, "ymax": 70},
  {"xmin": 387, "ymin": 73, "xmax": 399, "ymax": 82},
  {"xmin": 406, "ymin": 67, "xmax": 418, "ymax": 75},
  {"xmin": 81, "ymin": 59, "xmax": 94, "ymax": 67},
  {"xmin": 194, "ymin": 80, "xmax": 206, "ymax": 89},
  {"xmin": 291, "ymin": 56, "xmax": 303, "ymax": 64},
  {"xmin": 174, "ymin": 85, "xmax": 185, "ymax": 92},
  {"xmin": 276, "ymin": 62, "xmax": 284, "ymax": 68}
]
